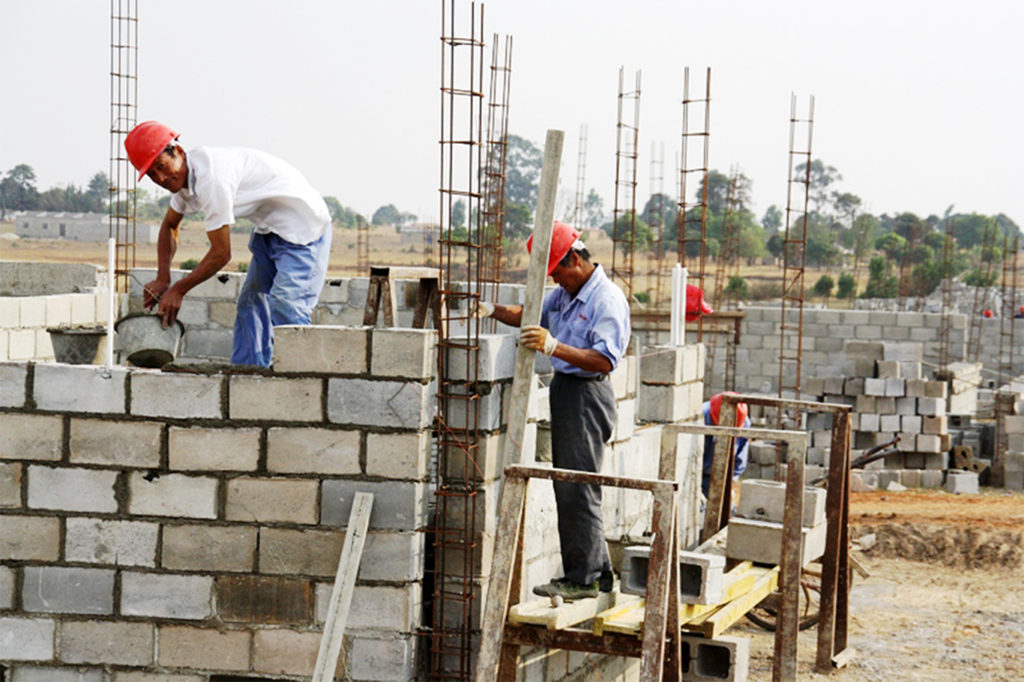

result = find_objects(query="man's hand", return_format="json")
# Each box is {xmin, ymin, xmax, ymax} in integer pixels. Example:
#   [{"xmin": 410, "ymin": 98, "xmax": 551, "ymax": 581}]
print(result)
[
  {"xmin": 142, "ymin": 278, "xmax": 169, "ymax": 310},
  {"xmin": 520, "ymin": 325, "xmax": 558, "ymax": 356},
  {"xmin": 473, "ymin": 301, "xmax": 495, "ymax": 319},
  {"xmin": 156, "ymin": 282, "xmax": 186, "ymax": 328}
]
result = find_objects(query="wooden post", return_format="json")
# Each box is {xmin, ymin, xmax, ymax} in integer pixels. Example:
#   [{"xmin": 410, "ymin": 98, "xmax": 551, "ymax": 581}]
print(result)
[
  {"xmin": 773, "ymin": 433, "xmax": 807, "ymax": 682},
  {"xmin": 312, "ymin": 492, "xmax": 374, "ymax": 682},
  {"xmin": 500, "ymin": 129, "xmax": 564, "ymax": 469}
]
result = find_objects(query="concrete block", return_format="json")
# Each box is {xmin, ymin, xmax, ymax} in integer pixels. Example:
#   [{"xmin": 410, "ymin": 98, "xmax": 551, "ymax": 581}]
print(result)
[
  {"xmin": 33, "ymin": 364, "xmax": 126, "ymax": 413},
  {"xmin": 28, "ymin": 466, "xmax": 117, "ymax": 513},
  {"xmin": 321, "ymin": 479, "xmax": 427, "ymax": 530},
  {"xmin": 905, "ymin": 378, "xmax": 926, "ymax": 397},
  {"xmin": 316, "ymin": 582, "xmax": 420, "ymax": 632},
  {"xmin": 208, "ymin": 299, "xmax": 237, "ymax": 327},
  {"xmin": 121, "ymin": 572, "xmax": 213, "ymax": 620},
  {"xmin": 19, "ymin": 297, "xmax": 47, "ymax": 328},
  {"xmin": 156, "ymin": 625, "xmax": 250, "ymax": 671},
  {"xmin": 229, "ymin": 375, "xmax": 322, "ymax": 421},
  {"xmin": 69, "ymin": 418, "xmax": 162, "ymax": 468},
  {"xmin": 875, "ymin": 397, "xmax": 896, "ymax": 413},
  {"xmin": 736, "ymin": 479, "xmax": 826, "ymax": 528},
  {"xmin": 918, "ymin": 397, "xmax": 946, "ymax": 416},
  {"xmin": 22, "ymin": 566, "xmax": 114, "ymax": 615},
  {"xmin": 680, "ymin": 633, "xmax": 749, "ymax": 681},
  {"xmin": 0, "ymin": 515, "xmax": 60, "ymax": 561},
  {"xmin": 855, "ymin": 395, "xmax": 876, "ymax": 413},
  {"xmin": 0, "ymin": 461, "xmax": 21, "ymax": 507},
  {"xmin": 842, "ymin": 377, "xmax": 864, "ymax": 396},
  {"xmin": 901, "ymin": 469, "xmax": 922, "ymax": 487},
  {"xmin": 622, "ymin": 546, "xmax": 725, "ymax": 605},
  {"xmin": 346, "ymin": 635, "xmax": 416, "ymax": 681},
  {"xmin": 924, "ymin": 380, "xmax": 948, "ymax": 399},
  {"xmin": 226, "ymin": 476, "xmax": 319, "ymax": 524},
  {"xmin": 920, "ymin": 470, "xmax": 944, "ymax": 488},
  {"xmin": 641, "ymin": 346, "xmax": 687, "ymax": 385},
  {"xmin": 901, "ymin": 415, "xmax": 922, "ymax": 433},
  {"xmin": 945, "ymin": 470, "xmax": 979, "ymax": 494},
  {"xmin": 273, "ymin": 325, "xmax": 368, "ymax": 374},
  {"xmin": 444, "ymin": 333, "xmax": 515, "ymax": 382},
  {"xmin": 370, "ymin": 328, "xmax": 438, "ymax": 379},
  {"xmin": 179, "ymin": 328, "xmax": 233, "ymax": 359},
  {"xmin": 894, "ymin": 397, "xmax": 917, "ymax": 415},
  {"xmin": 0, "ymin": 616, "xmax": 56, "ymax": 661},
  {"xmin": 859, "ymin": 413, "xmax": 880, "ymax": 432},
  {"xmin": 884, "ymin": 377, "xmax": 906, "ymax": 397},
  {"xmin": 161, "ymin": 524, "xmax": 257, "ymax": 572},
  {"xmin": 128, "ymin": 472, "xmax": 218, "ymax": 519},
  {"xmin": 358, "ymin": 531, "xmax": 425, "ymax": 582},
  {"xmin": 168, "ymin": 425, "xmax": 260, "ymax": 471},
  {"xmin": 922, "ymin": 415, "xmax": 948, "ymax": 434},
  {"xmin": 916, "ymin": 434, "xmax": 943, "ymax": 453},
  {"xmin": 366, "ymin": 430, "xmax": 430, "ymax": 480},
  {"xmin": 130, "ymin": 371, "xmax": 223, "ymax": 419},
  {"xmin": 443, "ymin": 431, "xmax": 503, "ymax": 483},
  {"xmin": 863, "ymin": 378, "xmax": 886, "ymax": 396},
  {"xmin": 328, "ymin": 377, "xmax": 433, "ymax": 429},
  {"xmin": 638, "ymin": 383, "xmax": 692, "ymax": 423},
  {"xmin": 187, "ymin": 271, "xmax": 241, "ymax": 299},
  {"xmin": 726, "ymin": 517, "xmax": 827, "ymax": 566},
  {"xmin": 445, "ymin": 382, "xmax": 501, "ymax": 432},
  {"xmin": 876, "ymin": 360, "xmax": 901, "ymax": 378},
  {"xmin": 0, "ymin": 362, "xmax": 27, "ymax": 407},
  {"xmin": 253, "ymin": 628, "xmax": 321, "ymax": 677},
  {"xmin": 216, "ymin": 575, "xmax": 312, "ymax": 624},
  {"xmin": 59, "ymin": 620, "xmax": 153, "ymax": 666},
  {"xmin": 175, "ymin": 299, "xmax": 208, "ymax": 326},
  {"xmin": 317, "ymin": 278, "xmax": 350, "ymax": 304},
  {"xmin": 900, "ymin": 361, "xmax": 922, "ymax": 379},
  {"xmin": 267, "ymin": 426, "xmax": 361, "ymax": 475},
  {"xmin": 258, "ymin": 527, "xmax": 344, "ymax": 577},
  {"xmin": 7, "ymin": 329, "xmax": 36, "ymax": 360},
  {"xmin": 0, "ymin": 565, "xmax": 11, "ymax": 609},
  {"xmin": 609, "ymin": 356, "xmax": 634, "ymax": 400},
  {"xmin": 65, "ymin": 518, "xmax": 158, "ymax": 567},
  {"xmin": 880, "ymin": 414, "xmax": 901, "ymax": 432}
]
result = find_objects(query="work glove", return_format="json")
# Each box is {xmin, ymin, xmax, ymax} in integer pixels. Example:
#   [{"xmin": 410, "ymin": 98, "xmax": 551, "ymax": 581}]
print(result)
[
  {"xmin": 520, "ymin": 325, "xmax": 558, "ymax": 356},
  {"xmin": 473, "ymin": 301, "xmax": 495, "ymax": 319}
]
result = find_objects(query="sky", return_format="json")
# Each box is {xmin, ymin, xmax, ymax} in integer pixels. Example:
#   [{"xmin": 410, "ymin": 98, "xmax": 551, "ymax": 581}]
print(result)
[{"xmin": 2, "ymin": 0, "xmax": 1022, "ymax": 229}]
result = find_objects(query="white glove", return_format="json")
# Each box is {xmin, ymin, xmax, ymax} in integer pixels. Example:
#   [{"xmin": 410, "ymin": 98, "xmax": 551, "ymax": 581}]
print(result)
[
  {"xmin": 520, "ymin": 325, "xmax": 558, "ymax": 356},
  {"xmin": 474, "ymin": 300, "xmax": 495, "ymax": 319}
]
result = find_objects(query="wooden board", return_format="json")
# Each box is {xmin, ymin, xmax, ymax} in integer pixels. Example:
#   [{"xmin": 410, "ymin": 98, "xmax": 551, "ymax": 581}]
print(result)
[
  {"xmin": 683, "ymin": 565, "xmax": 780, "ymax": 638},
  {"xmin": 510, "ymin": 592, "xmax": 616, "ymax": 631}
]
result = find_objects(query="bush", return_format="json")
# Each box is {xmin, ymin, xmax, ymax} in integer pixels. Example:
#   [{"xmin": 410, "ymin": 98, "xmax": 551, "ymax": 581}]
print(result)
[
  {"xmin": 632, "ymin": 291, "xmax": 650, "ymax": 304},
  {"xmin": 724, "ymin": 275, "xmax": 748, "ymax": 299},
  {"xmin": 812, "ymin": 274, "xmax": 834, "ymax": 297},
  {"xmin": 837, "ymin": 273, "xmax": 857, "ymax": 299},
  {"xmin": 747, "ymin": 281, "xmax": 783, "ymax": 301},
  {"xmin": 181, "ymin": 258, "xmax": 199, "ymax": 270},
  {"xmin": 236, "ymin": 262, "xmax": 249, "ymax": 273}
]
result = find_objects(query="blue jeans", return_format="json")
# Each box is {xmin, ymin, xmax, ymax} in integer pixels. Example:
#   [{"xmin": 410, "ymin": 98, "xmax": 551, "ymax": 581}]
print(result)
[{"xmin": 231, "ymin": 228, "xmax": 331, "ymax": 367}]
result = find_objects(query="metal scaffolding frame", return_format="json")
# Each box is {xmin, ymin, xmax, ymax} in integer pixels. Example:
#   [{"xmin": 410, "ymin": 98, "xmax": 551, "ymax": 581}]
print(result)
[
  {"xmin": 611, "ymin": 67, "xmax": 641, "ymax": 300},
  {"xmin": 572, "ymin": 124, "xmax": 588, "ymax": 228},
  {"xmin": 109, "ymin": 0, "xmax": 139, "ymax": 292},
  {"xmin": 431, "ymin": 2, "xmax": 487, "ymax": 678},
  {"xmin": 676, "ymin": 67, "xmax": 711, "ymax": 341}
]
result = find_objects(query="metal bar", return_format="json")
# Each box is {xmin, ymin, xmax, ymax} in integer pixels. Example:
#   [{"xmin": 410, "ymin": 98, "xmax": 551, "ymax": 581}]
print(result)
[
  {"xmin": 505, "ymin": 464, "xmax": 677, "ymax": 495},
  {"xmin": 773, "ymin": 430, "xmax": 806, "ymax": 682},
  {"xmin": 638, "ymin": 484, "xmax": 673, "ymax": 681},
  {"xmin": 501, "ymin": 626, "xmax": 643, "ymax": 657},
  {"xmin": 701, "ymin": 401, "xmax": 737, "ymax": 542},
  {"xmin": 815, "ymin": 410, "xmax": 852, "ymax": 671}
]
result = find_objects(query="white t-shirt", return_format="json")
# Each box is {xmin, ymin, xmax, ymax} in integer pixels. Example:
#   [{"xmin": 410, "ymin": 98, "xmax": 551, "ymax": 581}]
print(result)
[{"xmin": 169, "ymin": 147, "xmax": 330, "ymax": 245}]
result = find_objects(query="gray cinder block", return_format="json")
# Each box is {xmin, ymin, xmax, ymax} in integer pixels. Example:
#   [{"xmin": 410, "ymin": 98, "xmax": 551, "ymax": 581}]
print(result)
[
  {"xmin": 736, "ymin": 479, "xmax": 826, "ymax": 528},
  {"xmin": 680, "ymin": 633, "xmax": 750, "ymax": 681},
  {"xmin": 725, "ymin": 517, "xmax": 827, "ymax": 566},
  {"xmin": 620, "ymin": 545, "xmax": 725, "ymax": 605},
  {"xmin": 945, "ymin": 470, "xmax": 979, "ymax": 495}
]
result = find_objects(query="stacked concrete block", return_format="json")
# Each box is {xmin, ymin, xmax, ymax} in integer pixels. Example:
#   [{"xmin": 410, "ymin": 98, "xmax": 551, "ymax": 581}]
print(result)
[
  {"xmin": 0, "ymin": 290, "xmax": 112, "ymax": 362},
  {"xmin": 680, "ymin": 633, "xmax": 750, "ymax": 682},
  {"xmin": 944, "ymin": 361, "xmax": 982, "ymax": 416},
  {"xmin": 727, "ymin": 479, "xmax": 827, "ymax": 566},
  {"xmin": 0, "ymin": 324, "xmax": 437, "ymax": 680},
  {"xmin": 637, "ymin": 343, "xmax": 705, "ymax": 424},
  {"xmin": 621, "ymin": 545, "xmax": 725, "ymax": 605}
]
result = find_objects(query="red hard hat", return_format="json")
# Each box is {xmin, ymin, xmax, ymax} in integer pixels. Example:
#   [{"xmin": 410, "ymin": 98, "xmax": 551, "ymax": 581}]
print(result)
[
  {"xmin": 1019, "ymin": 306, "xmax": 1023, "ymax": 314},
  {"xmin": 709, "ymin": 392, "xmax": 748, "ymax": 427},
  {"xmin": 685, "ymin": 284, "xmax": 714, "ymax": 321},
  {"xmin": 125, "ymin": 121, "xmax": 179, "ymax": 181},
  {"xmin": 983, "ymin": 309, "xmax": 994, "ymax": 318},
  {"xmin": 526, "ymin": 221, "xmax": 582, "ymax": 276}
]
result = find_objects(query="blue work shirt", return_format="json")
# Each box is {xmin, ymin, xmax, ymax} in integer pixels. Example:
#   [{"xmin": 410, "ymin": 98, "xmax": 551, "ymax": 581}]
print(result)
[
  {"xmin": 701, "ymin": 400, "xmax": 750, "ymax": 495},
  {"xmin": 540, "ymin": 264, "xmax": 631, "ymax": 377}
]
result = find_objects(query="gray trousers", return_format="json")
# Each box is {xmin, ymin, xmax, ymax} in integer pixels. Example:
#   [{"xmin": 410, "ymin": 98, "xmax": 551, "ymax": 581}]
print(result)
[{"xmin": 549, "ymin": 373, "xmax": 617, "ymax": 585}]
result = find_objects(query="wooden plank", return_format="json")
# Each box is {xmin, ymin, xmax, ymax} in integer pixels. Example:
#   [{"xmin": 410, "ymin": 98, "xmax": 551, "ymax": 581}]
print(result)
[
  {"xmin": 773, "ymin": 439, "xmax": 806, "ymax": 682},
  {"xmin": 683, "ymin": 565, "xmax": 780, "ymax": 639},
  {"xmin": 311, "ymin": 492, "xmax": 373, "ymax": 682},
  {"xmin": 474, "ymin": 478, "xmax": 528, "ymax": 682},
  {"xmin": 816, "ymin": 410, "xmax": 851, "ymax": 672},
  {"xmin": 638, "ymin": 486, "xmax": 673, "ymax": 681},
  {"xmin": 702, "ymin": 401, "xmax": 737, "ymax": 543},
  {"xmin": 500, "ymin": 129, "xmax": 563, "ymax": 471},
  {"xmin": 509, "ymin": 592, "xmax": 616, "ymax": 630}
]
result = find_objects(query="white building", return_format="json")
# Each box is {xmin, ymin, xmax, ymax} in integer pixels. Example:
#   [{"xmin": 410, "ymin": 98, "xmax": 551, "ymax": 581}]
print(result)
[{"xmin": 16, "ymin": 212, "xmax": 159, "ymax": 243}]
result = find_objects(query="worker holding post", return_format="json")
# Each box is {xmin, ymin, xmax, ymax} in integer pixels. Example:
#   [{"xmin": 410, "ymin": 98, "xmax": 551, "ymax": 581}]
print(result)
[
  {"xmin": 124, "ymin": 121, "xmax": 332, "ymax": 367},
  {"xmin": 701, "ymin": 392, "xmax": 751, "ymax": 498},
  {"xmin": 479, "ymin": 221, "xmax": 631, "ymax": 600}
]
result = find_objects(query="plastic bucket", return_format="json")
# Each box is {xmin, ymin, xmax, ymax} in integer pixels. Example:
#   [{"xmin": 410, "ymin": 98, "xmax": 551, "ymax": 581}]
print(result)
[
  {"xmin": 47, "ymin": 326, "xmax": 106, "ymax": 364},
  {"xmin": 114, "ymin": 313, "xmax": 185, "ymax": 368}
]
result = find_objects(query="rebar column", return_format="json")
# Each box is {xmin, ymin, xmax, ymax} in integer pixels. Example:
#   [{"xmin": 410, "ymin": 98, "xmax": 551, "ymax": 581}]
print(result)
[
  {"xmin": 938, "ymin": 216, "xmax": 956, "ymax": 371},
  {"xmin": 572, "ymin": 124, "xmax": 588, "ymax": 228},
  {"xmin": 967, "ymin": 219, "xmax": 998, "ymax": 362},
  {"xmin": 480, "ymin": 32, "xmax": 512, "ymax": 306},
  {"xmin": 611, "ymin": 67, "xmax": 641, "ymax": 300},
  {"xmin": 676, "ymin": 67, "xmax": 711, "ymax": 341},
  {"xmin": 705, "ymin": 169, "xmax": 741, "ymax": 396},
  {"xmin": 109, "ymin": 0, "xmax": 139, "ymax": 292},
  {"xmin": 647, "ymin": 141, "xmax": 666, "ymax": 307}
]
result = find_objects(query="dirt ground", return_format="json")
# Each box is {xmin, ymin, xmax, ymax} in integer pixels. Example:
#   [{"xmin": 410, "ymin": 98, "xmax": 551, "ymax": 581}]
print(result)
[{"xmin": 739, "ymin": 488, "xmax": 1024, "ymax": 681}]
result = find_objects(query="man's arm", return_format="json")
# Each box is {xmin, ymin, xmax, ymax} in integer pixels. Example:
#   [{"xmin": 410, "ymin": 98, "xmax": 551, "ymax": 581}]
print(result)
[
  {"xmin": 490, "ymin": 303, "xmax": 523, "ymax": 328},
  {"xmin": 156, "ymin": 225, "xmax": 232, "ymax": 326},
  {"xmin": 550, "ymin": 344, "xmax": 613, "ymax": 374},
  {"xmin": 143, "ymin": 207, "xmax": 184, "ymax": 308}
]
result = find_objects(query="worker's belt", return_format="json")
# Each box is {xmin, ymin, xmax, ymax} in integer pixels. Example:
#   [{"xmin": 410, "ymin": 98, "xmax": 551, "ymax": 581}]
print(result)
[{"xmin": 555, "ymin": 372, "xmax": 607, "ymax": 382}]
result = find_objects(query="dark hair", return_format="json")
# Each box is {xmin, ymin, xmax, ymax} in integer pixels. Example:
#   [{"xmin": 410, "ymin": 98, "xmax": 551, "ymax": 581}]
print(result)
[{"xmin": 558, "ymin": 247, "xmax": 591, "ymax": 268}]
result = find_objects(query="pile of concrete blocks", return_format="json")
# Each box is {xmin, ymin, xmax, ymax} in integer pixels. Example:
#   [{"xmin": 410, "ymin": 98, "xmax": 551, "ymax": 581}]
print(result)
[
  {"xmin": 944, "ymin": 361, "xmax": 982, "ymax": 417},
  {"xmin": 1, "ymin": 291, "xmax": 112, "ymax": 362},
  {"xmin": 726, "ymin": 479, "xmax": 827, "ymax": 566},
  {"xmin": 637, "ymin": 344, "xmax": 706, "ymax": 424},
  {"xmin": 799, "ymin": 341, "xmax": 952, "ymax": 490}
]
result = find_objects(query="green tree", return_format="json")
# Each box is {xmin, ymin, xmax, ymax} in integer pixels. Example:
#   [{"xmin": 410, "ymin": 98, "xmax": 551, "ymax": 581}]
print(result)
[
  {"xmin": 450, "ymin": 199, "xmax": 466, "ymax": 230},
  {"xmin": 504, "ymin": 202, "xmax": 533, "ymax": 241},
  {"xmin": 505, "ymin": 134, "xmax": 542, "ymax": 209},
  {"xmin": 761, "ymin": 204, "xmax": 783, "ymax": 232},
  {"xmin": 0, "ymin": 164, "xmax": 40, "ymax": 216},
  {"xmin": 724, "ymin": 275, "xmax": 748, "ymax": 299},
  {"xmin": 837, "ymin": 273, "xmax": 857, "ymax": 299},
  {"xmin": 603, "ymin": 212, "xmax": 652, "ymax": 253},
  {"xmin": 583, "ymin": 189, "xmax": 605, "ymax": 231},
  {"xmin": 862, "ymin": 256, "xmax": 898, "ymax": 298},
  {"xmin": 812, "ymin": 274, "xmax": 834, "ymax": 297},
  {"xmin": 322, "ymin": 196, "xmax": 364, "ymax": 228},
  {"xmin": 874, "ymin": 232, "xmax": 907, "ymax": 261},
  {"xmin": 87, "ymin": 172, "xmax": 109, "ymax": 210},
  {"xmin": 371, "ymin": 203, "xmax": 402, "ymax": 226},
  {"xmin": 795, "ymin": 159, "xmax": 841, "ymax": 214}
]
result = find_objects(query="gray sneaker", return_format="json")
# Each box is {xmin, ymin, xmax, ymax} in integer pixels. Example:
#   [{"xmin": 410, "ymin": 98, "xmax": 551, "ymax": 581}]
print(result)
[{"xmin": 532, "ymin": 578, "xmax": 599, "ymax": 600}]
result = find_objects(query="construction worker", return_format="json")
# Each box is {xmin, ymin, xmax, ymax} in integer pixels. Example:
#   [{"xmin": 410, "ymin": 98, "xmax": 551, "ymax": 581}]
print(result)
[
  {"xmin": 479, "ymin": 221, "xmax": 630, "ymax": 600},
  {"xmin": 1015, "ymin": 306, "xmax": 1024, "ymax": 319},
  {"xmin": 701, "ymin": 392, "xmax": 751, "ymax": 498},
  {"xmin": 124, "ymin": 121, "xmax": 332, "ymax": 367}
]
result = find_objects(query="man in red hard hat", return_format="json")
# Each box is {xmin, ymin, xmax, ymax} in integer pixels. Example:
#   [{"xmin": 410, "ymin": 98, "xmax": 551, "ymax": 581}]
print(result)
[
  {"xmin": 480, "ymin": 221, "xmax": 631, "ymax": 600},
  {"xmin": 124, "ymin": 121, "xmax": 331, "ymax": 367},
  {"xmin": 701, "ymin": 392, "xmax": 750, "ymax": 498},
  {"xmin": 1016, "ymin": 306, "xmax": 1024, "ymax": 319}
]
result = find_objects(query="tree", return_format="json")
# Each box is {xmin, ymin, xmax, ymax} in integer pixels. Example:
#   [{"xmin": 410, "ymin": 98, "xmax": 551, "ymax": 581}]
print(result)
[
  {"xmin": 697, "ymin": 170, "xmax": 731, "ymax": 215},
  {"xmin": 874, "ymin": 232, "xmax": 907, "ymax": 261},
  {"xmin": 504, "ymin": 202, "xmax": 533, "ymax": 241},
  {"xmin": 831, "ymin": 191, "xmax": 861, "ymax": 228},
  {"xmin": 761, "ymin": 204, "xmax": 783, "ymax": 233},
  {"xmin": 322, "ymin": 196, "xmax": 364, "ymax": 228},
  {"xmin": 371, "ymin": 204, "xmax": 402, "ymax": 226},
  {"xmin": 0, "ymin": 164, "xmax": 40, "ymax": 216},
  {"xmin": 505, "ymin": 134, "xmax": 543, "ymax": 209},
  {"xmin": 862, "ymin": 256, "xmax": 898, "ymax": 298},
  {"xmin": 450, "ymin": 199, "xmax": 465, "ymax": 230},
  {"xmin": 812, "ymin": 274, "xmax": 834, "ymax": 297},
  {"xmin": 795, "ymin": 159, "xmax": 841, "ymax": 214},
  {"xmin": 640, "ymin": 192, "xmax": 675, "ymax": 232},
  {"xmin": 837, "ymin": 273, "xmax": 857, "ymax": 299},
  {"xmin": 725, "ymin": 275, "xmax": 748, "ymax": 299},
  {"xmin": 583, "ymin": 189, "xmax": 605, "ymax": 231},
  {"xmin": 766, "ymin": 232, "xmax": 784, "ymax": 259},
  {"xmin": 603, "ymin": 212, "xmax": 652, "ymax": 253},
  {"xmin": 87, "ymin": 172, "xmax": 109, "ymax": 209}
]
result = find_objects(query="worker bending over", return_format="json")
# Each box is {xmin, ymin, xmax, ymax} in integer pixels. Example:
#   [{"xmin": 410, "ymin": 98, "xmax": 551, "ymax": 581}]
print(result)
[
  {"xmin": 480, "ymin": 221, "xmax": 631, "ymax": 600},
  {"xmin": 124, "ymin": 121, "xmax": 332, "ymax": 367},
  {"xmin": 701, "ymin": 392, "xmax": 751, "ymax": 497}
]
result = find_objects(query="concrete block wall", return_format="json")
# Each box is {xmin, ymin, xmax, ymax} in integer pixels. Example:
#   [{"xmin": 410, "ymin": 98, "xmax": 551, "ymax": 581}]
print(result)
[
  {"xmin": 0, "ymin": 292, "xmax": 112, "ymax": 362},
  {"xmin": 0, "ymin": 324, "xmax": 435, "ymax": 680}
]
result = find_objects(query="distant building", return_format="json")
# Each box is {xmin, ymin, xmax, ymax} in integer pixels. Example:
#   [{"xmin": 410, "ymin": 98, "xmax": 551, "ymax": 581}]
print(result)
[{"xmin": 16, "ymin": 212, "xmax": 159, "ymax": 243}]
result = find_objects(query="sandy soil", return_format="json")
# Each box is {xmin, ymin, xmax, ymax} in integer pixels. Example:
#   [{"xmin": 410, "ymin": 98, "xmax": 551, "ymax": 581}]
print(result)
[{"xmin": 740, "ymin": 488, "xmax": 1024, "ymax": 681}]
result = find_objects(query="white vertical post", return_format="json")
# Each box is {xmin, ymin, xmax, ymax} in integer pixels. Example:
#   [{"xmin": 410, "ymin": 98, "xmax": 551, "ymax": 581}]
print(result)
[
  {"xmin": 670, "ymin": 264, "xmax": 690, "ymax": 347},
  {"xmin": 106, "ymin": 238, "xmax": 116, "ymax": 368}
]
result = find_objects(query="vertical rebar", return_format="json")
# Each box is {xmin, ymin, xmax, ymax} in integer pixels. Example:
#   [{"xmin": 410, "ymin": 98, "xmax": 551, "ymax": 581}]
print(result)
[
  {"xmin": 109, "ymin": 0, "xmax": 139, "ymax": 292},
  {"xmin": 999, "ymin": 235, "xmax": 1018, "ymax": 385},
  {"xmin": 480, "ymin": 32, "xmax": 512, "ymax": 305},
  {"xmin": 676, "ymin": 67, "xmax": 711, "ymax": 341},
  {"xmin": 356, "ymin": 215, "xmax": 369, "ymax": 273},
  {"xmin": 573, "ymin": 124, "xmax": 588, "ymax": 228},
  {"xmin": 967, "ymin": 219, "xmax": 998, "ymax": 362},
  {"xmin": 611, "ymin": 68, "xmax": 641, "ymax": 300},
  {"xmin": 938, "ymin": 216, "xmax": 956, "ymax": 371},
  {"xmin": 705, "ymin": 169, "xmax": 740, "ymax": 396},
  {"xmin": 432, "ymin": 2, "xmax": 485, "ymax": 678},
  {"xmin": 647, "ymin": 141, "xmax": 665, "ymax": 306}
]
